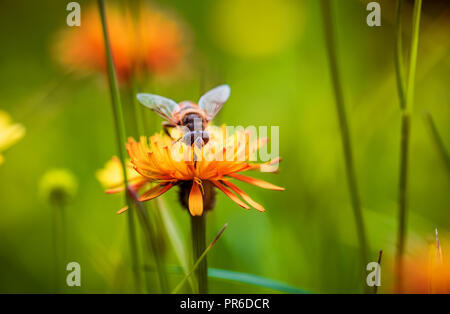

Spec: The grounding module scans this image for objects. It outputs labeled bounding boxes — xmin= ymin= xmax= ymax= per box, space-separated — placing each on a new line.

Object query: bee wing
xmin=137 ymin=93 xmax=179 ymax=123
xmin=198 ymin=84 xmax=230 ymax=122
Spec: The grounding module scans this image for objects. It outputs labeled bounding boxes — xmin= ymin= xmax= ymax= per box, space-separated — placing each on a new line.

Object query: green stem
xmin=406 ymin=0 xmax=422 ymax=114
xmin=125 ymin=198 xmax=141 ymax=292
xmin=396 ymin=112 xmax=410 ymax=292
xmin=394 ymin=0 xmax=422 ymax=293
xmin=52 ymin=203 xmax=66 ymax=292
xmin=374 ymin=250 xmax=383 ymax=294
xmin=157 ymin=197 xmax=197 ymax=292
xmin=208 ymin=268 xmax=307 ymax=294
xmin=124 ymin=58 xmax=169 ymax=293
xmin=173 ymin=224 xmax=227 ymax=294
xmin=191 ymin=214 xmax=208 ymax=293
xmin=130 ymin=79 xmax=146 ymax=136
xmin=320 ymin=0 xmax=369 ymax=287
xmin=129 ymin=190 xmax=169 ymax=293
xmin=395 ymin=0 xmax=407 ymax=111
xmin=97 ymin=0 xmax=141 ymax=292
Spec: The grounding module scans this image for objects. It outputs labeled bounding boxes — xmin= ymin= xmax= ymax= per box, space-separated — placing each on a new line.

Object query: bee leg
xmin=193 ymin=136 xmax=203 ymax=168
xmin=201 ymin=130 xmax=210 ymax=145
xmin=172 ymin=137 xmax=182 ymax=145
xmin=193 ymin=136 xmax=204 ymax=149
xmin=162 ymin=122 xmax=176 ymax=138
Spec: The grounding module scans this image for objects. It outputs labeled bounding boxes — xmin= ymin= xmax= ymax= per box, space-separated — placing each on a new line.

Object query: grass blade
xmin=395 ymin=0 xmax=406 ymax=111
xmin=320 ymin=0 xmax=369 ymax=288
xmin=157 ymin=197 xmax=197 ymax=292
xmin=128 ymin=190 xmax=169 ymax=293
xmin=208 ymin=268 xmax=308 ymax=294
xmin=373 ymin=250 xmax=383 ymax=294
xmin=423 ymin=112 xmax=450 ymax=174
xmin=172 ymin=223 xmax=228 ymax=294
xmin=395 ymin=0 xmax=422 ymax=292
xmin=97 ymin=0 xmax=141 ymax=292
xmin=405 ymin=0 xmax=422 ymax=113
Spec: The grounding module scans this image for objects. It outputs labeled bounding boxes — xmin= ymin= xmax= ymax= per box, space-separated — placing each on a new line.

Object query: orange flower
xmin=401 ymin=230 xmax=450 ymax=293
xmin=106 ymin=126 xmax=284 ymax=216
xmin=55 ymin=3 xmax=187 ymax=82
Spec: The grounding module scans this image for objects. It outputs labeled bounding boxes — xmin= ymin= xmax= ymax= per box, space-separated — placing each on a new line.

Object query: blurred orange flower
xmin=103 ymin=126 xmax=283 ymax=216
xmin=401 ymin=230 xmax=450 ymax=293
xmin=54 ymin=3 xmax=188 ymax=83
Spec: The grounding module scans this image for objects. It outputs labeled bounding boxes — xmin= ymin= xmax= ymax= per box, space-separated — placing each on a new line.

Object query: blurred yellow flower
xmin=105 ymin=126 xmax=283 ymax=216
xmin=0 ymin=110 xmax=25 ymax=165
xmin=55 ymin=3 xmax=188 ymax=83
xmin=39 ymin=169 xmax=78 ymax=207
xmin=96 ymin=156 xmax=147 ymax=194
xmin=211 ymin=0 xmax=302 ymax=57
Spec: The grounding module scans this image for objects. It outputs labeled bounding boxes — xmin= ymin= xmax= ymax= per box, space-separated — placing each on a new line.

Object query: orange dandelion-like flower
xmin=104 ymin=126 xmax=283 ymax=216
xmin=55 ymin=4 xmax=187 ymax=82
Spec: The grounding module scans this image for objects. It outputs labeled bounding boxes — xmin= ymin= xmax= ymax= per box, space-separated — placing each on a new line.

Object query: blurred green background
xmin=0 ymin=0 xmax=449 ymax=293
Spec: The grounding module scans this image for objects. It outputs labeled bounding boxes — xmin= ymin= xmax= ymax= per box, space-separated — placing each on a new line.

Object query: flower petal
xmin=249 ymin=157 xmax=281 ymax=172
xmin=228 ymin=173 xmax=284 ymax=191
xmin=211 ymin=180 xmax=250 ymax=210
xmin=106 ymin=186 xmax=126 ymax=194
xmin=117 ymin=206 xmax=129 ymax=214
xmin=222 ymin=181 xmax=266 ymax=212
xmin=188 ymin=181 xmax=203 ymax=216
xmin=138 ymin=183 xmax=173 ymax=202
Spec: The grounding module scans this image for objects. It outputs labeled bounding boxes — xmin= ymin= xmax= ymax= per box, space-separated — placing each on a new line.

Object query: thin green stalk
xmin=157 ymin=197 xmax=197 ymax=292
xmin=129 ymin=190 xmax=169 ymax=293
xmin=127 ymin=79 xmax=170 ymax=294
xmin=136 ymin=202 xmax=155 ymax=294
xmin=395 ymin=0 xmax=406 ymax=111
xmin=406 ymin=0 xmax=422 ymax=114
xmin=52 ymin=203 xmax=66 ymax=292
xmin=120 ymin=10 xmax=169 ymax=292
xmin=208 ymin=268 xmax=308 ymax=294
xmin=396 ymin=112 xmax=410 ymax=292
xmin=130 ymin=79 xmax=146 ymax=137
xmin=120 ymin=84 xmax=152 ymax=292
xmin=173 ymin=224 xmax=228 ymax=294
xmin=394 ymin=0 xmax=422 ymax=293
xmin=394 ymin=0 xmax=407 ymax=292
xmin=374 ymin=250 xmax=383 ymax=294
xmin=125 ymin=61 xmax=169 ymax=294
xmin=191 ymin=214 xmax=208 ymax=293
xmin=97 ymin=0 xmax=141 ymax=292
xmin=424 ymin=112 xmax=450 ymax=173
xmin=320 ymin=0 xmax=369 ymax=286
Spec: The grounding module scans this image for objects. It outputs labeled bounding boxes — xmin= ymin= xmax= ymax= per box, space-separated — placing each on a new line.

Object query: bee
xmin=137 ymin=84 xmax=230 ymax=148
